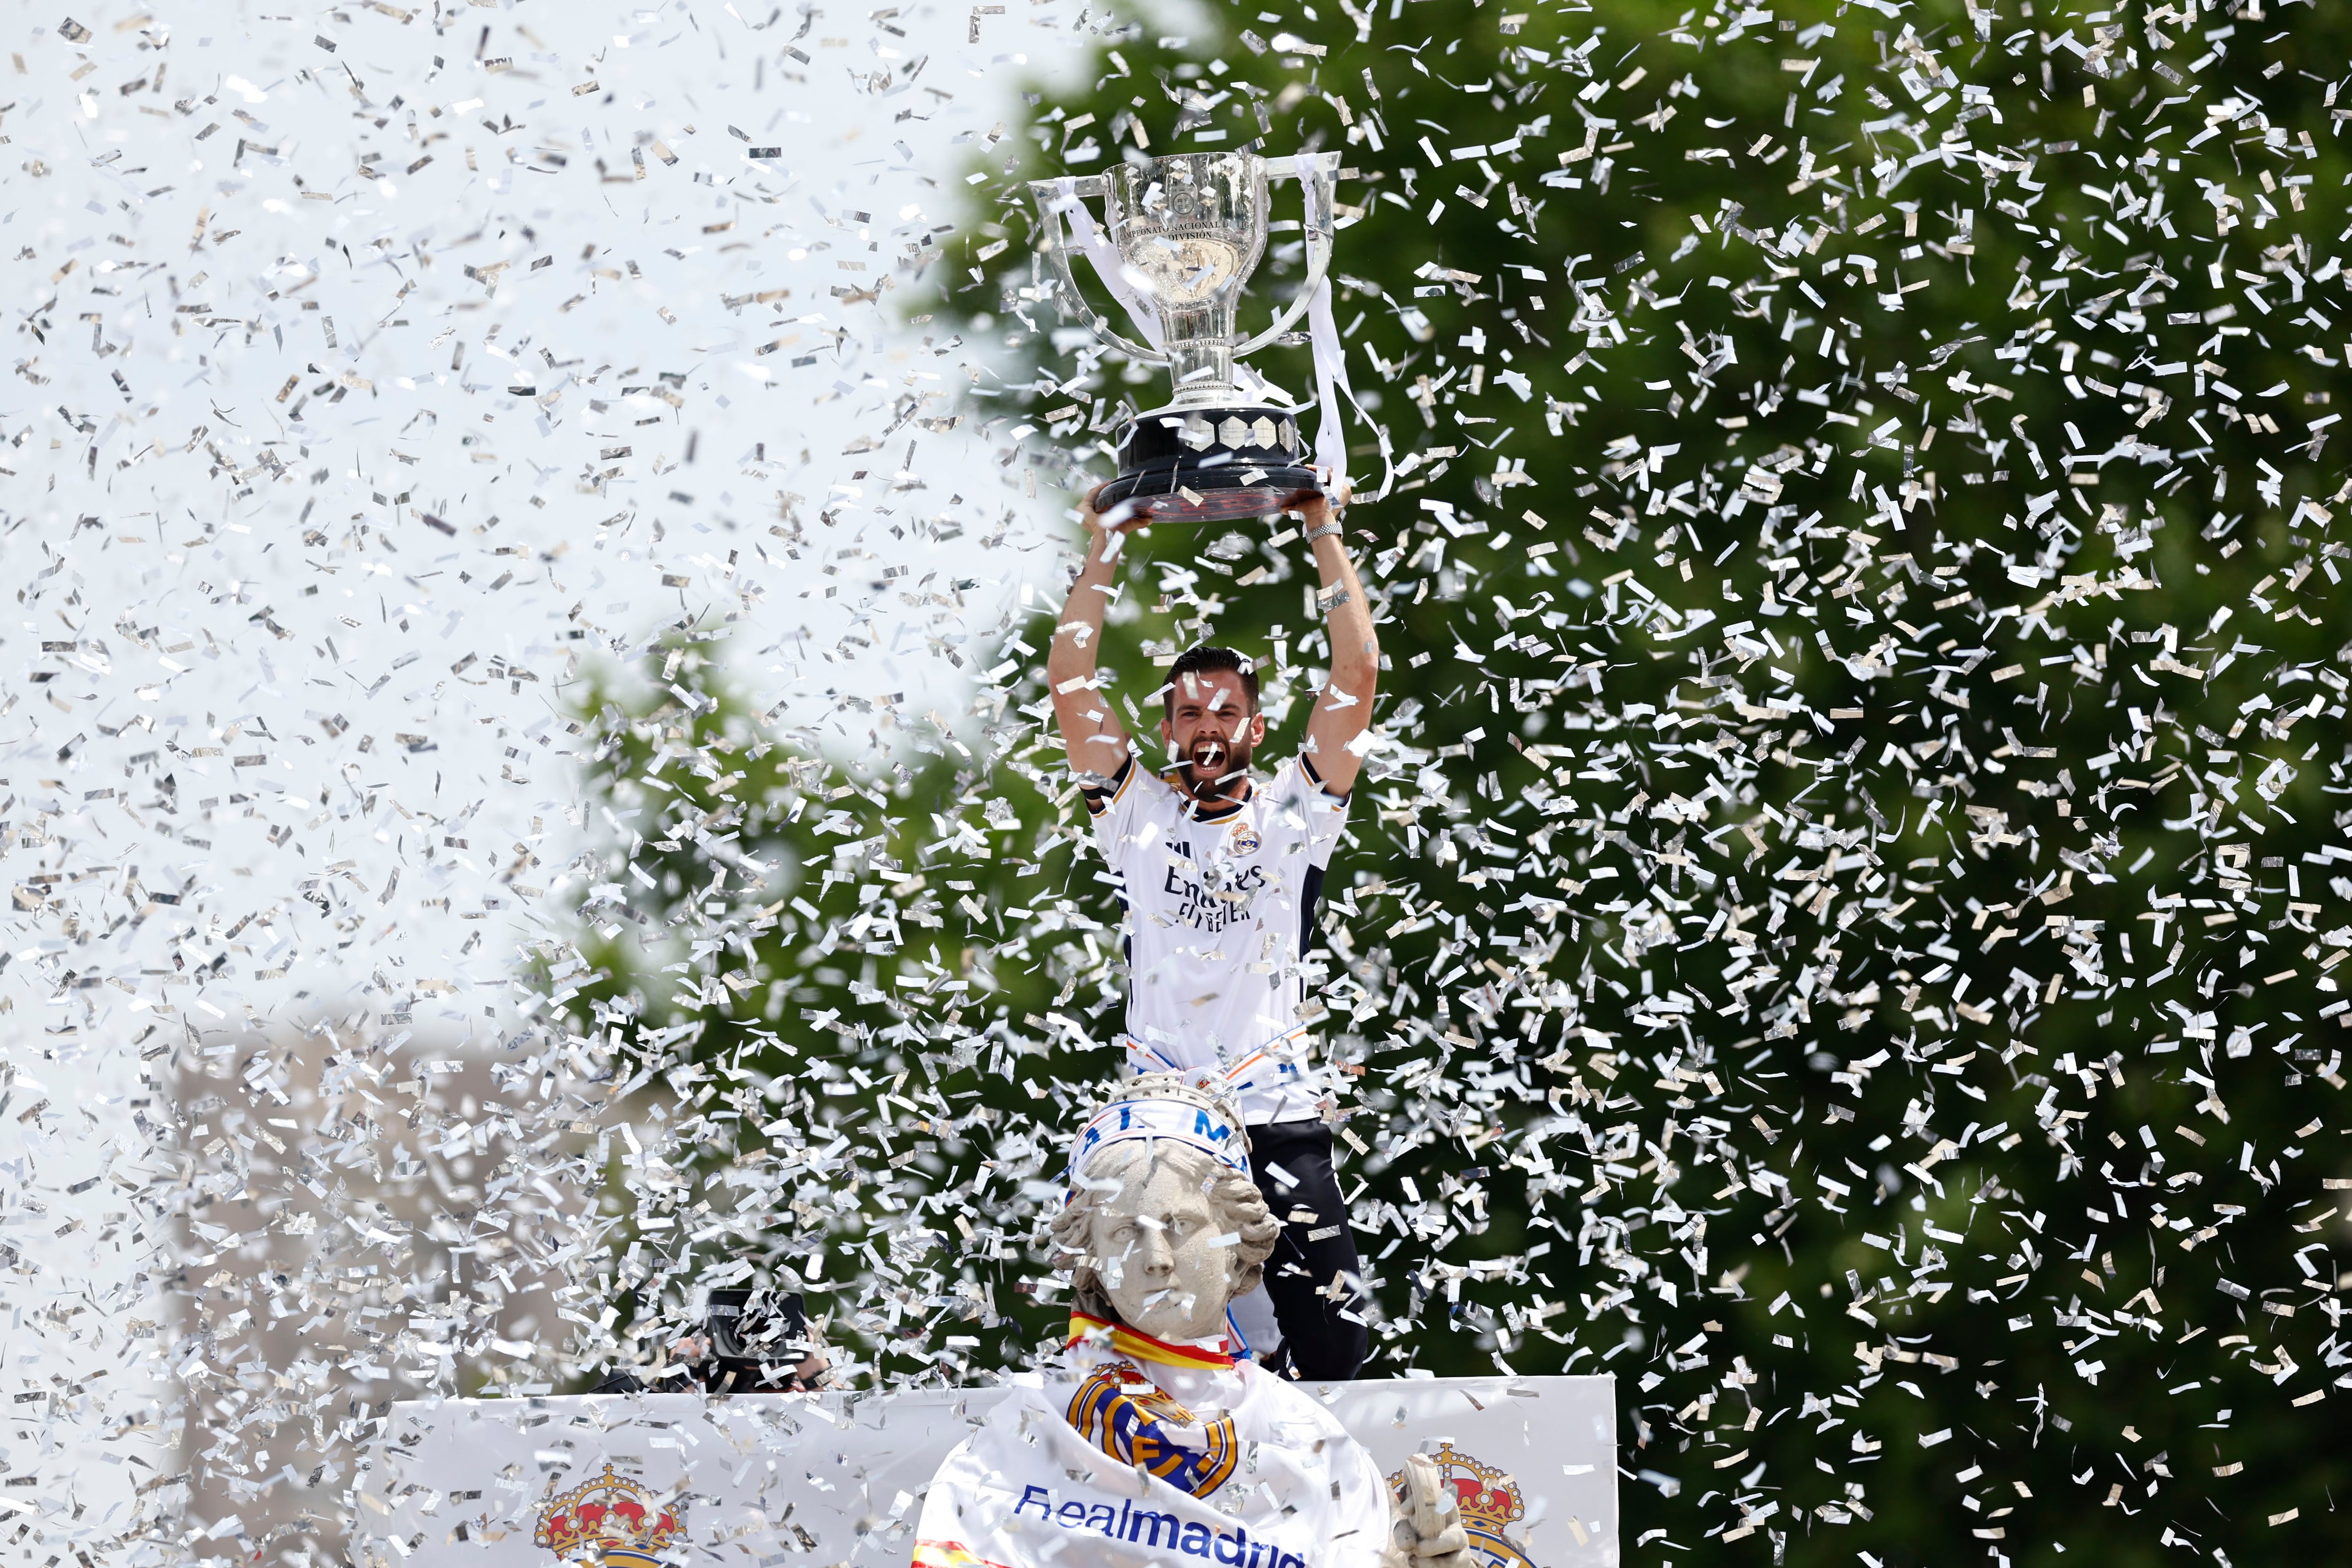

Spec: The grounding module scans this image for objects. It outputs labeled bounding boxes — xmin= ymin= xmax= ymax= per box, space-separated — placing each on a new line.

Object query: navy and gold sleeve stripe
xmin=1298 ymin=752 xmax=1348 ymax=802
xmin=1080 ymin=755 xmax=1136 ymax=817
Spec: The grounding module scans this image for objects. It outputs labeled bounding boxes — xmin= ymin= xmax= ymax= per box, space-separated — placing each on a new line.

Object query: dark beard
xmin=1182 ymin=737 xmax=1250 ymax=799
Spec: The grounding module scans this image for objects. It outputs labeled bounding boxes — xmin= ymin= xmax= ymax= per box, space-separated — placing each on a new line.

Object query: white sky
xmin=1 ymin=0 xmax=1107 ymax=1033
xmin=3 ymin=0 xmax=1098 ymax=1544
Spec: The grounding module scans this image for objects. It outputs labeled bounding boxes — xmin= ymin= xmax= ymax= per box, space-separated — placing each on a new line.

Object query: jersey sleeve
xmin=1278 ymin=756 xmax=1350 ymax=870
xmin=1296 ymin=743 xmax=1355 ymax=801
xmin=1079 ymin=753 xmax=1155 ymax=866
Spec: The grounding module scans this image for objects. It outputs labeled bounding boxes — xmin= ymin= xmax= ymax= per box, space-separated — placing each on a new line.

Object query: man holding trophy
xmin=1036 ymin=149 xmax=1381 ymax=1382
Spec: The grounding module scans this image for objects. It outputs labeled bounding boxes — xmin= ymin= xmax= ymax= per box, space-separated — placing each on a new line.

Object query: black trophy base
xmin=1097 ymin=402 xmax=1321 ymax=523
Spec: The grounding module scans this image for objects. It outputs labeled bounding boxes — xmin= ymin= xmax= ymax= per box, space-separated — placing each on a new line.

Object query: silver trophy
xmin=1030 ymin=151 xmax=1342 ymax=522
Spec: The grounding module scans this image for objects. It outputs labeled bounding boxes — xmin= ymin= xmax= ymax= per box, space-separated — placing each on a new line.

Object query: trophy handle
xmin=1234 ymin=152 xmax=1343 ymax=357
xmin=1027 ymin=176 xmax=1170 ymax=365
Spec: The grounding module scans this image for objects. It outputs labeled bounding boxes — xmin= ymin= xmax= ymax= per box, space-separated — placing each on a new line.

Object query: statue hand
xmin=1387 ymin=1455 xmax=1470 ymax=1568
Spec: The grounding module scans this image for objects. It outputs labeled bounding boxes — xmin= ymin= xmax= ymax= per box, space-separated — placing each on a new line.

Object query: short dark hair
xmin=1164 ymin=645 xmax=1259 ymax=718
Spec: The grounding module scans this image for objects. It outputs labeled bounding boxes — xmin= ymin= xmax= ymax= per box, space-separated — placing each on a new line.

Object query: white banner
xmin=356 ymin=1376 xmax=1616 ymax=1568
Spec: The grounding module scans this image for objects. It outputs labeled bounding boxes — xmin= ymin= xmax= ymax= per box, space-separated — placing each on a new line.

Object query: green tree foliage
xmin=888 ymin=0 xmax=2352 ymax=1558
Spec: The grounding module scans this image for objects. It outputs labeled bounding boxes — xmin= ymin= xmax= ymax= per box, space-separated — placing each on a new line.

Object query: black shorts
xmin=1248 ymin=1120 xmax=1368 ymax=1381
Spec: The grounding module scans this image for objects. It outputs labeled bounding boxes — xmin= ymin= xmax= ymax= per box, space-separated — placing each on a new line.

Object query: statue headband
xmin=1066 ymin=1093 xmax=1252 ymax=1188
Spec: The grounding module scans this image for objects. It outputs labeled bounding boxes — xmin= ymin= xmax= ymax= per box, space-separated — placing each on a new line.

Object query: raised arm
xmin=1048 ymin=491 xmax=1134 ymax=781
xmin=1298 ymin=493 xmax=1378 ymax=796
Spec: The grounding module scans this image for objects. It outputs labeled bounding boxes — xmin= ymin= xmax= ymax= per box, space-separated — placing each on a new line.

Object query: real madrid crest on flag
xmin=533 ymin=1463 xmax=685 ymax=1568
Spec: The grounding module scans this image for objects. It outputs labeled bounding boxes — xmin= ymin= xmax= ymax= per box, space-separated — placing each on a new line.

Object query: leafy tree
xmin=898 ymin=0 xmax=2352 ymax=1559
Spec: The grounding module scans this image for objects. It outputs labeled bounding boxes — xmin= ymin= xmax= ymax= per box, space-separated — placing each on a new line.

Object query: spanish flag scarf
xmin=1065 ymin=1312 xmax=1236 ymax=1372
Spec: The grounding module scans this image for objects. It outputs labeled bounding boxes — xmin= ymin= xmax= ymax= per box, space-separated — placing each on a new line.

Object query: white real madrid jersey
xmin=913 ymin=1349 xmax=1391 ymax=1568
xmin=1082 ymin=754 xmax=1348 ymax=1125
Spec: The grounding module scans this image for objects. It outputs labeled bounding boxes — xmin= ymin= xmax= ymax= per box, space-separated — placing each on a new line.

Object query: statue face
xmin=1087 ymin=1154 xmax=1236 ymax=1344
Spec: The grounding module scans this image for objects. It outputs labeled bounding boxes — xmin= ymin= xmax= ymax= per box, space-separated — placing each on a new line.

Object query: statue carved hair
xmin=1052 ymin=1076 xmax=1282 ymax=1327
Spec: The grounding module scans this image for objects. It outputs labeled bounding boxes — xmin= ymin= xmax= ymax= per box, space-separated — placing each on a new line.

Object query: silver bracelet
xmin=1303 ymin=521 xmax=1343 ymax=542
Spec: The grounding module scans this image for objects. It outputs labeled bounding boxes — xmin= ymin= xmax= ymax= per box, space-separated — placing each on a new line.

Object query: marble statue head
xmin=1052 ymin=1075 xmax=1281 ymax=1343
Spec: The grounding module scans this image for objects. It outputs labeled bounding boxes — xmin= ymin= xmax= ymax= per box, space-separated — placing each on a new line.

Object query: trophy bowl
xmin=1031 ymin=151 xmax=1341 ymax=522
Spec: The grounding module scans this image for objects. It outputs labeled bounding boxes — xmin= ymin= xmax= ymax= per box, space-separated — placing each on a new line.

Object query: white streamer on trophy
xmin=1049 ymin=176 xmax=1166 ymax=352
xmin=1293 ymin=152 xmax=1393 ymax=503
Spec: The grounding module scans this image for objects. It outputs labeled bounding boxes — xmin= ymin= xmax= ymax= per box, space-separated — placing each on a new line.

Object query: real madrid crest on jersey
xmin=1065 ymin=1361 xmax=1240 ymax=1498
xmin=1385 ymin=1444 xmax=1531 ymax=1568
xmin=1226 ymin=819 xmax=1263 ymax=858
